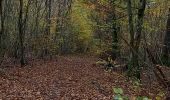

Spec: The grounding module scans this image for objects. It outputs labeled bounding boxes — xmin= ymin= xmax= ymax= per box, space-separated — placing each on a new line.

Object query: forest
xmin=0 ymin=0 xmax=170 ymax=99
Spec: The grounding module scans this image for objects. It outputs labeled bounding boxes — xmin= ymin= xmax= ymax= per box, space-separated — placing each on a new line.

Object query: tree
xmin=42 ymin=0 xmax=52 ymax=56
xmin=163 ymin=8 xmax=170 ymax=65
xmin=0 ymin=0 xmax=4 ymax=46
xmin=127 ymin=0 xmax=146 ymax=79
xmin=18 ymin=0 xmax=25 ymax=66
xmin=0 ymin=0 xmax=4 ymax=65
xmin=0 ymin=0 xmax=4 ymax=42
xmin=109 ymin=0 xmax=119 ymax=59
xmin=45 ymin=0 xmax=52 ymax=36
xmin=55 ymin=0 xmax=73 ymax=54
xmin=18 ymin=0 xmax=31 ymax=66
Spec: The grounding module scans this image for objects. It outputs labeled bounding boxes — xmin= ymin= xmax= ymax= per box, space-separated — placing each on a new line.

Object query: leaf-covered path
xmin=0 ymin=56 xmax=163 ymax=99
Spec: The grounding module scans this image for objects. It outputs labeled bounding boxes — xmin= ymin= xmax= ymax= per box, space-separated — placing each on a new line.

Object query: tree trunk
xmin=134 ymin=0 xmax=146 ymax=79
xmin=42 ymin=0 xmax=52 ymax=57
xmin=19 ymin=0 xmax=24 ymax=66
xmin=127 ymin=0 xmax=146 ymax=79
xmin=46 ymin=0 xmax=51 ymax=36
xmin=35 ymin=0 xmax=39 ymax=36
xmin=127 ymin=0 xmax=135 ymax=77
xmin=163 ymin=8 xmax=170 ymax=64
xmin=0 ymin=0 xmax=4 ymax=65
xmin=0 ymin=0 xmax=4 ymax=50
xmin=110 ymin=0 xmax=118 ymax=59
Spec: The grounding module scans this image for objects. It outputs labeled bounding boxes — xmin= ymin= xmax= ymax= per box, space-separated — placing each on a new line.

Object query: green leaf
xmin=114 ymin=94 xmax=123 ymax=100
xmin=113 ymin=87 xmax=124 ymax=94
xmin=136 ymin=97 xmax=143 ymax=100
xmin=123 ymin=96 xmax=129 ymax=100
xmin=156 ymin=96 xmax=161 ymax=100
xmin=143 ymin=97 xmax=149 ymax=100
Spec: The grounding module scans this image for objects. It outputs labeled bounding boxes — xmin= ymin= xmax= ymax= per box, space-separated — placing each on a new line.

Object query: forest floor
xmin=0 ymin=55 xmax=169 ymax=100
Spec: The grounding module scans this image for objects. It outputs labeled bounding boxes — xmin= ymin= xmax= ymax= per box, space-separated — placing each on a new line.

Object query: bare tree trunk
xmin=163 ymin=8 xmax=170 ymax=64
xmin=0 ymin=0 xmax=4 ymax=65
xmin=35 ymin=0 xmax=39 ymax=36
xmin=109 ymin=0 xmax=118 ymax=60
xmin=18 ymin=0 xmax=24 ymax=66
xmin=127 ymin=0 xmax=146 ymax=79
xmin=127 ymin=0 xmax=135 ymax=51
xmin=134 ymin=0 xmax=146 ymax=79
xmin=0 ymin=0 xmax=4 ymax=49
xmin=127 ymin=0 xmax=135 ymax=77
xmin=42 ymin=0 xmax=52 ymax=57
xmin=46 ymin=0 xmax=51 ymax=36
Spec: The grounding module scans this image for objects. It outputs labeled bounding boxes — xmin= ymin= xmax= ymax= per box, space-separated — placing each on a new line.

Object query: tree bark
xmin=19 ymin=0 xmax=24 ymax=66
xmin=127 ymin=0 xmax=136 ymax=77
xmin=127 ymin=0 xmax=146 ymax=79
xmin=110 ymin=0 xmax=118 ymax=59
xmin=45 ymin=0 xmax=52 ymax=36
xmin=0 ymin=0 xmax=4 ymax=65
xmin=134 ymin=0 xmax=146 ymax=79
xmin=0 ymin=0 xmax=4 ymax=47
xmin=163 ymin=8 xmax=170 ymax=62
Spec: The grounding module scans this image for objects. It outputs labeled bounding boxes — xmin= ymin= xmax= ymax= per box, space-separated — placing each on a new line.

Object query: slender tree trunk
xmin=19 ymin=0 xmax=24 ymax=66
xmin=35 ymin=0 xmax=39 ymax=36
xmin=127 ymin=0 xmax=135 ymax=50
xmin=127 ymin=0 xmax=146 ymax=79
xmin=46 ymin=0 xmax=51 ymax=36
xmin=23 ymin=0 xmax=31 ymax=33
xmin=127 ymin=0 xmax=135 ymax=77
xmin=134 ymin=0 xmax=146 ymax=79
xmin=0 ymin=0 xmax=4 ymax=65
xmin=110 ymin=0 xmax=118 ymax=59
xmin=43 ymin=0 xmax=52 ymax=56
xmin=163 ymin=8 xmax=170 ymax=64
xmin=0 ymin=0 xmax=4 ymax=47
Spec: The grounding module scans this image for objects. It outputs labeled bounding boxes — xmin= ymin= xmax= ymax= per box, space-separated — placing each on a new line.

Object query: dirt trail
xmin=0 ymin=56 xmax=163 ymax=99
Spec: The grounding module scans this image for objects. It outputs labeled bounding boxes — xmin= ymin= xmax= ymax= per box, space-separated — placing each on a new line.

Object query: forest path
xmin=0 ymin=56 xmax=160 ymax=99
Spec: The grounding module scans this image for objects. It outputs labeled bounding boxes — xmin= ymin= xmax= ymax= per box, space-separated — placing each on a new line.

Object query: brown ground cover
xmin=0 ymin=55 xmax=168 ymax=99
